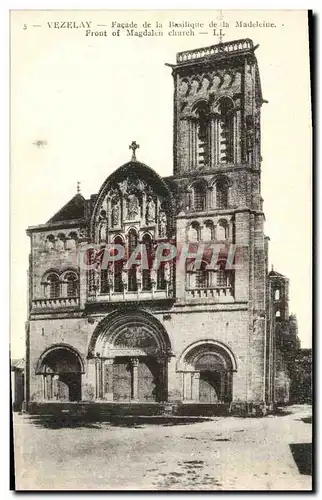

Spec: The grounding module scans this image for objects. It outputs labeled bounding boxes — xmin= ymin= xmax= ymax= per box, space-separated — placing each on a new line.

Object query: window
xmin=203 ymin=221 xmax=214 ymax=241
xmin=114 ymin=236 xmax=124 ymax=292
xmin=47 ymin=273 xmax=60 ymax=298
xmin=188 ymin=222 xmax=200 ymax=242
xmin=216 ymin=220 xmax=228 ymax=241
xmin=196 ymin=103 xmax=210 ymax=168
xmin=275 ymin=289 xmax=280 ymax=300
xmin=186 ymin=260 xmax=209 ymax=289
xmin=193 ymin=182 xmax=206 ymax=212
xmin=128 ymin=229 xmax=138 ymax=292
xmin=65 ymin=272 xmax=78 ymax=297
xmin=157 ymin=265 xmax=166 ymax=290
xmin=195 ymin=268 xmax=209 ymax=289
xmin=216 ymin=179 xmax=228 ymax=209
xmin=216 ymin=268 xmax=228 ymax=287
xmin=100 ymin=269 xmax=109 ymax=294
xmin=66 ymin=232 xmax=78 ymax=251
xmin=142 ymin=234 xmax=153 ymax=291
xmin=217 ymin=97 xmax=234 ymax=164
xmin=214 ymin=263 xmax=233 ymax=289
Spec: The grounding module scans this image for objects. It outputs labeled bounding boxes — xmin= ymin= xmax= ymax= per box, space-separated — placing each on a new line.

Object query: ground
xmin=13 ymin=404 xmax=312 ymax=491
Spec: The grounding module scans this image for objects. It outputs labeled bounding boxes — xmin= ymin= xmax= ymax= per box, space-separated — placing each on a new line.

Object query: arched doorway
xmin=36 ymin=345 xmax=85 ymax=402
xmin=89 ymin=310 xmax=172 ymax=402
xmin=177 ymin=340 xmax=237 ymax=403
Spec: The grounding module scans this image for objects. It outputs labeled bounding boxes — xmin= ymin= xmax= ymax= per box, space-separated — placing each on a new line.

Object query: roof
xmin=47 ymin=193 xmax=86 ymax=224
xmin=268 ymin=269 xmax=289 ymax=281
xmin=11 ymin=359 xmax=24 ymax=371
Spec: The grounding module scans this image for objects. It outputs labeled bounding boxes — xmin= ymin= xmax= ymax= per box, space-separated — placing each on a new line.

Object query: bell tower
xmin=168 ymin=40 xmax=269 ymax=408
xmin=170 ymin=39 xmax=263 ymax=176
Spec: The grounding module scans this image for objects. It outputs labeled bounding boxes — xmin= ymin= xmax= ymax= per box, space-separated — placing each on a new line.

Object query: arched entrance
xmin=177 ymin=340 xmax=237 ymax=403
xmin=89 ymin=310 xmax=172 ymax=402
xmin=36 ymin=345 xmax=85 ymax=402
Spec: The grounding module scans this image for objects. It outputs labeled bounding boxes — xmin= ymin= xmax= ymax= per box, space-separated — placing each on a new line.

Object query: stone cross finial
xmin=129 ymin=141 xmax=140 ymax=161
xmin=77 ymin=181 xmax=81 ymax=194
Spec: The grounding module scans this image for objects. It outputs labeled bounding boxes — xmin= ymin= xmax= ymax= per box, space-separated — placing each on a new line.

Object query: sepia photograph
xmin=10 ymin=9 xmax=312 ymax=491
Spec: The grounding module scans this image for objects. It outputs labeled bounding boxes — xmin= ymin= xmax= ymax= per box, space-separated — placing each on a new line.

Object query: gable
xmin=47 ymin=194 xmax=86 ymax=223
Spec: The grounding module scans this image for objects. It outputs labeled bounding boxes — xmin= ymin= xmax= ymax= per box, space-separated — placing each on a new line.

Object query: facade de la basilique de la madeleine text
xmin=23 ymin=39 xmax=300 ymax=416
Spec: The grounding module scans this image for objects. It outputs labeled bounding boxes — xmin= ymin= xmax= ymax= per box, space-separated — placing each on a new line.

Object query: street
xmin=13 ymin=404 xmax=312 ymax=491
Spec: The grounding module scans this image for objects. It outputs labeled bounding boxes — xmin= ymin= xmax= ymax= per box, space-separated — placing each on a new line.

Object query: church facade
xmin=25 ymin=39 xmax=296 ymax=414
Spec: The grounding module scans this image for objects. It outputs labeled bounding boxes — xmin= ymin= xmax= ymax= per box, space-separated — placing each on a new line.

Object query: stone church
xmin=25 ymin=39 xmax=298 ymax=414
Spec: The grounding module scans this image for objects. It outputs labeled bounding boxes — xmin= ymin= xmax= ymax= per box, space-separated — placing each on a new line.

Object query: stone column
xmin=236 ymin=109 xmax=241 ymax=163
xmin=104 ymin=359 xmax=114 ymax=401
xmin=131 ymin=358 xmax=139 ymax=402
xmin=233 ymin=112 xmax=237 ymax=164
xmin=188 ymin=120 xmax=192 ymax=168
xmin=95 ymin=358 xmax=102 ymax=400
xmin=214 ymin=118 xmax=219 ymax=165
xmin=158 ymin=355 xmax=169 ymax=402
xmin=83 ymin=358 xmax=96 ymax=401
xmin=47 ymin=375 xmax=53 ymax=400
xmin=220 ymin=372 xmax=226 ymax=403
xmin=207 ymin=187 xmax=213 ymax=211
xmin=52 ymin=375 xmax=59 ymax=401
xmin=227 ymin=371 xmax=233 ymax=402
xmin=191 ymin=372 xmax=200 ymax=402
xmin=183 ymin=372 xmax=192 ymax=401
xmin=42 ymin=375 xmax=47 ymax=400
xmin=191 ymin=120 xmax=198 ymax=167
xmin=210 ymin=117 xmax=215 ymax=168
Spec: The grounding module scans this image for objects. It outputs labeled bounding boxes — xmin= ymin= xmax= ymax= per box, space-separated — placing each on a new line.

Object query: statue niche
xmin=98 ymin=209 xmax=108 ymax=243
xmin=111 ymin=197 xmax=121 ymax=227
xmin=146 ymin=196 xmax=156 ymax=225
xmin=127 ymin=194 xmax=140 ymax=220
xmin=158 ymin=211 xmax=167 ymax=238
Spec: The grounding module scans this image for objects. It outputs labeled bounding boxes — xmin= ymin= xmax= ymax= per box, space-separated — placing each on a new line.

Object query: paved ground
xmin=13 ymin=404 xmax=312 ymax=491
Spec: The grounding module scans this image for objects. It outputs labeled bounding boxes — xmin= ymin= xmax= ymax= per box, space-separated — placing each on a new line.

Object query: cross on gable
xmin=129 ymin=141 xmax=140 ymax=161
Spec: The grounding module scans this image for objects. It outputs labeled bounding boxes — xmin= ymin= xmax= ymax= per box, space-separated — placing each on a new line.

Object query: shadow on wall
xmin=289 ymin=443 xmax=312 ymax=476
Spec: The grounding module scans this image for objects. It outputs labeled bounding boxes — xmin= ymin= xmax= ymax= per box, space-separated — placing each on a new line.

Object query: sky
xmin=10 ymin=10 xmax=312 ymax=357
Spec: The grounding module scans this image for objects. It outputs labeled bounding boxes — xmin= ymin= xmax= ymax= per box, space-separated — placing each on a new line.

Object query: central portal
xmin=89 ymin=310 xmax=171 ymax=403
xmin=112 ymin=356 xmax=161 ymax=402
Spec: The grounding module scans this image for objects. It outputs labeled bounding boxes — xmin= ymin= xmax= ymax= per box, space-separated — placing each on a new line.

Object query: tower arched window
xmin=196 ymin=102 xmax=210 ymax=168
xmin=114 ymin=236 xmax=125 ymax=292
xmin=214 ymin=261 xmax=234 ymax=291
xmin=203 ymin=220 xmax=214 ymax=241
xmin=142 ymin=234 xmax=153 ymax=291
xmin=157 ymin=265 xmax=166 ymax=290
xmin=216 ymin=97 xmax=234 ymax=164
xmin=216 ymin=219 xmax=229 ymax=241
xmin=216 ymin=178 xmax=229 ymax=209
xmin=46 ymin=273 xmax=60 ymax=299
xmin=64 ymin=272 xmax=78 ymax=297
xmin=186 ymin=260 xmax=210 ymax=289
xmin=128 ymin=229 xmax=138 ymax=292
xmin=188 ymin=222 xmax=200 ymax=243
xmin=193 ymin=182 xmax=207 ymax=212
